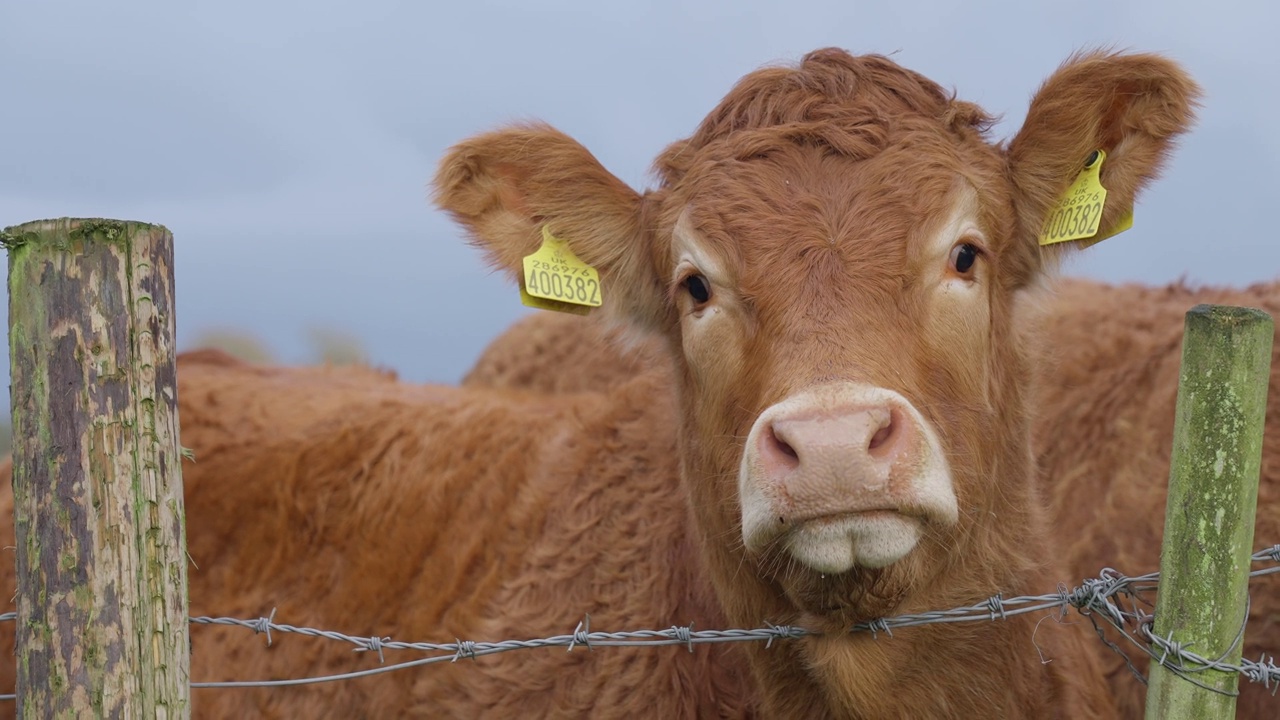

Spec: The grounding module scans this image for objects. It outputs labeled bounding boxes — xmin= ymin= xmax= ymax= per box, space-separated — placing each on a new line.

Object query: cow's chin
xmin=766 ymin=514 xmax=926 ymax=625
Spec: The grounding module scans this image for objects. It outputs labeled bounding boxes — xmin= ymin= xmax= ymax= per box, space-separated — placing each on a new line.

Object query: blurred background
xmin=2 ymin=0 xmax=1277 ymax=454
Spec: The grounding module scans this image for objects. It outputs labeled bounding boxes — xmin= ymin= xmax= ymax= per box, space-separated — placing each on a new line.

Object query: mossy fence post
xmin=1144 ymin=304 xmax=1273 ymax=720
xmin=3 ymin=219 xmax=190 ymax=718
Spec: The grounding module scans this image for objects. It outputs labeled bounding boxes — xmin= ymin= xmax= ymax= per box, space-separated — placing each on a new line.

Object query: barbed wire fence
xmin=1 ymin=545 xmax=1275 ymax=702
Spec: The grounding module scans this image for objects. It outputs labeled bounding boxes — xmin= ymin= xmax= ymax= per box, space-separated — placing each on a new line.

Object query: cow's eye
xmin=949 ymin=243 xmax=980 ymax=277
xmin=684 ymin=274 xmax=712 ymax=304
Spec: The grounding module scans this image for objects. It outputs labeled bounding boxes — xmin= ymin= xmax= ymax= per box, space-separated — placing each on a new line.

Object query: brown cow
xmin=0 ymin=48 xmax=1242 ymax=717
xmin=463 ymin=278 xmax=1280 ymax=716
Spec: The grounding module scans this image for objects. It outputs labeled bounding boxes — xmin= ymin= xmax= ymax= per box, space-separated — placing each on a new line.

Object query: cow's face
xmin=435 ymin=49 xmax=1199 ymax=624
xmin=652 ymin=128 xmax=1020 ymax=618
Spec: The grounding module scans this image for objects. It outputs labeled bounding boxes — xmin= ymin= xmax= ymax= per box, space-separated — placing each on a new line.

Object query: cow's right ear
xmin=432 ymin=122 xmax=668 ymax=333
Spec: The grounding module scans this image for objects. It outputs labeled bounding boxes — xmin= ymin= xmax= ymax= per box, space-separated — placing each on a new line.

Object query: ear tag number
xmin=1038 ymin=149 xmax=1132 ymax=247
xmin=519 ymin=225 xmax=603 ymax=315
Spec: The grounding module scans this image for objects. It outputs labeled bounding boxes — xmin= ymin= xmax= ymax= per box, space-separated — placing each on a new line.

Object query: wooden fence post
xmin=3 ymin=219 xmax=190 ymax=718
xmin=1144 ymin=304 xmax=1273 ymax=719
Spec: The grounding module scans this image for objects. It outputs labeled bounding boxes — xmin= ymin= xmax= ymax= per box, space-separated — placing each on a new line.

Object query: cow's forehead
xmin=668 ymin=133 xmax=1006 ymax=279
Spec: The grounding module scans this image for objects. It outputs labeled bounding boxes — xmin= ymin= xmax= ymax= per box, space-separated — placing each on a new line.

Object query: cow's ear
xmin=432 ymin=122 xmax=667 ymax=332
xmin=1006 ymin=51 xmax=1202 ymax=271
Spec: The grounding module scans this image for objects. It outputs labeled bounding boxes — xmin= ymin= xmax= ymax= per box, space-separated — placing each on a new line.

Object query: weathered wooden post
xmin=3 ymin=219 xmax=189 ymax=718
xmin=1145 ymin=304 xmax=1273 ymax=719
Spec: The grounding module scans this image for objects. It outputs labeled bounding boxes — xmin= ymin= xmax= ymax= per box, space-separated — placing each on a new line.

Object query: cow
xmin=1 ymin=47 xmax=1262 ymax=717
xmin=432 ymin=45 xmax=1206 ymax=717
xmin=462 ymin=278 xmax=1280 ymax=716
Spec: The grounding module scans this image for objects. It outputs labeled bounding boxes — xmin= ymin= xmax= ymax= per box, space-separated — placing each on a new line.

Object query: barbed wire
xmin=179 ymin=546 xmax=1280 ymax=694
xmin=0 ymin=546 xmax=1276 ymax=701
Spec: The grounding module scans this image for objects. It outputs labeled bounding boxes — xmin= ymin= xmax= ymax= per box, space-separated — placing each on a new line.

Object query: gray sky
xmin=3 ymin=0 xmax=1277 ymax=403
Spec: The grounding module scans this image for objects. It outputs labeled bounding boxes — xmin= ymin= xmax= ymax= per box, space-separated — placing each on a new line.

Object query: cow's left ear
xmin=1006 ymin=50 xmax=1202 ymax=269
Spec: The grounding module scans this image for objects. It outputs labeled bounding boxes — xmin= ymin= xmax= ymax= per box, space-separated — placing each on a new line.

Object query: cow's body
xmin=1031 ymin=279 xmax=1280 ymax=718
xmin=1 ymin=351 xmax=755 ymax=718
xmin=0 ymin=48 xmax=1262 ymax=718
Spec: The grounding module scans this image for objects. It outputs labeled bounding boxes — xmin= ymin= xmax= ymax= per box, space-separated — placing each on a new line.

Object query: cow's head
xmin=434 ymin=49 xmax=1199 ymax=626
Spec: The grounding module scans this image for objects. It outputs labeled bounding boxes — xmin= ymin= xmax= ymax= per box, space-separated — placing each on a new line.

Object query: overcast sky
xmin=2 ymin=0 xmax=1277 ymax=407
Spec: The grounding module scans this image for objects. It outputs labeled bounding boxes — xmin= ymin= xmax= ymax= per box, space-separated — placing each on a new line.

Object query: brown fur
xmin=462 ymin=312 xmax=670 ymax=393
xmin=0 ymin=49 xmax=1227 ymax=717
xmin=465 ymin=311 xmax=665 ymax=393
xmin=465 ymin=278 xmax=1280 ymax=717
xmin=0 ymin=351 xmax=752 ymax=718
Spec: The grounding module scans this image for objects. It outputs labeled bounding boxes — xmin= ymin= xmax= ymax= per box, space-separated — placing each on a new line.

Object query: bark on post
xmin=3 ymin=218 xmax=190 ymax=718
xmin=1144 ymin=304 xmax=1272 ymax=720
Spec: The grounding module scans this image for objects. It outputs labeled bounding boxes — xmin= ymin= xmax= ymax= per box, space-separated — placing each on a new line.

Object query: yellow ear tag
xmin=1038 ymin=149 xmax=1132 ymax=247
xmin=519 ymin=226 xmax=603 ymax=315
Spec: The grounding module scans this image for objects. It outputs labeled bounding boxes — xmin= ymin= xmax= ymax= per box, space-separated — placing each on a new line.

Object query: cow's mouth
xmin=784 ymin=510 xmax=923 ymax=574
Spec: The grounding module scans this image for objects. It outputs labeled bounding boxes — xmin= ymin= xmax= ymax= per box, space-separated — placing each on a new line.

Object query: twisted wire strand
xmin=0 ymin=546 xmax=1274 ymax=697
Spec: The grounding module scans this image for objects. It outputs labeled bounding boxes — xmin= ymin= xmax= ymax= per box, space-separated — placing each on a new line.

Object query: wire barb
xmin=671 ymin=623 xmax=695 ymax=653
xmin=987 ymin=593 xmax=1007 ymax=622
xmin=1241 ymin=653 xmax=1280 ymax=695
xmin=865 ymin=618 xmax=893 ymax=639
xmin=357 ymin=635 xmax=391 ymax=664
xmin=452 ymin=640 xmax=478 ymax=663
xmin=567 ymin=614 xmax=593 ymax=653
xmin=251 ymin=608 xmax=277 ymax=646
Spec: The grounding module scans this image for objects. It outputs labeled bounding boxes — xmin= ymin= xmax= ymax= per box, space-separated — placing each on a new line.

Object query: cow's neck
xmin=797 ymin=439 xmax=1104 ymax=718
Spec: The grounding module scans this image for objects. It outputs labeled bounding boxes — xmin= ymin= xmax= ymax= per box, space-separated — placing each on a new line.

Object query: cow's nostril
xmin=763 ymin=423 xmax=801 ymax=470
xmin=773 ymin=430 xmax=798 ymax=459
xmin=865 ymin=407 xmax=896 ymax=450
xmin=868 ymin=424 xmax=892 ymax=452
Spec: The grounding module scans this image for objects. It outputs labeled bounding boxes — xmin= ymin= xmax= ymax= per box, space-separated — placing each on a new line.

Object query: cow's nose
xmin=756 ymin=404 xmax=910 ymax=495
xmin=739 ymin=384 xmax=958 ymax=572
